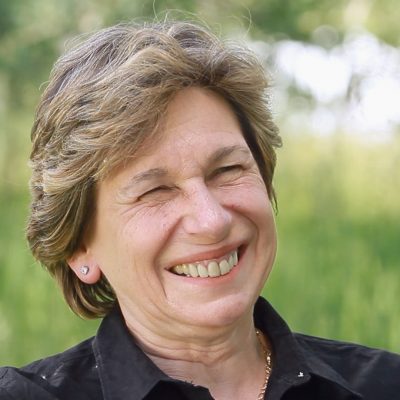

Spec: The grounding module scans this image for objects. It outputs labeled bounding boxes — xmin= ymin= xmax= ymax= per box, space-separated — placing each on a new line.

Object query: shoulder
xmin=295 ymin=332 xmax=400 ymax=369
xmin=0 ymin=337 xmax=99 ymax=400
xmin=294 ymin=332 xmax=400 ymax=398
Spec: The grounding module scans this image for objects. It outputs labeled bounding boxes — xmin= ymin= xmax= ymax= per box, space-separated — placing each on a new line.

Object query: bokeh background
xmin=0 ymin=0 xmax=399 ymax=366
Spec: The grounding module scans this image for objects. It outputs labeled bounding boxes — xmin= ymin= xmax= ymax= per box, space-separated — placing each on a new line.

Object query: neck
xmin=121 ymin=306 xmax=271 ymax=400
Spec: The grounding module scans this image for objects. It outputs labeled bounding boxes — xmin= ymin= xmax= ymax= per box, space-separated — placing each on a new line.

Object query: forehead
xmin=124 ymin=88 xmax=247 ymax=162
xmin=147 ymin=87 xmax=246 ymax=155
xmin=103 ymin=88 xmax=252 ymax=186
xmin=164 ymin=87 xmax=239 ymax=132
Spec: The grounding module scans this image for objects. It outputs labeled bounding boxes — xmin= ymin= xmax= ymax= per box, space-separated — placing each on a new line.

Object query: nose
xmin=182 ymin=181 xmax=232 ymax=243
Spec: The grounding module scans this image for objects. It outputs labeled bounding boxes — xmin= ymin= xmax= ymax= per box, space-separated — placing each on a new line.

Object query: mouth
xmin=169 ymin=248 xmax=239 ymax=278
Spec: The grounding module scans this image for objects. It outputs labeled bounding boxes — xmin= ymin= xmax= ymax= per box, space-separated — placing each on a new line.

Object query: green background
xmin=1 ymin=0 xmax=399 ymax=366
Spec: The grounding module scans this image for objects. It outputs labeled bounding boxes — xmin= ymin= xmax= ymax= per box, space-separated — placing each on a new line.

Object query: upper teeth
xmin=171 ymin=250 xmax=238 ymax=278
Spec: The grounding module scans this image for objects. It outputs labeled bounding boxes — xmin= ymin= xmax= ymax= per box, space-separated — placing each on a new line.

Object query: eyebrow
xmin=209 ymin=145 xmax=252 ymax=164
xmin=119 ymin=145 xmax=252 ymax=195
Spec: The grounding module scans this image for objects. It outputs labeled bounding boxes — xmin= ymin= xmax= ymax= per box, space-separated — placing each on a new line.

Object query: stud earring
xmin=80 ymin=266 xmax=90 ymax=275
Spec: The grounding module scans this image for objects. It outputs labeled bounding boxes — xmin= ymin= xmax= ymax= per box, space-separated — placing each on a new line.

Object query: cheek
xmin=116 ymin=206 xmax=177 ymax=262
xmin=221 ymin=182 xmax=272 ymax=218
xmin=224 ymin=184 xmax=276 ymax=246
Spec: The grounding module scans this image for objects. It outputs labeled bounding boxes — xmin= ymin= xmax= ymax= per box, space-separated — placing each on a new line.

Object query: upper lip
xmin=165 ymin=242 xmax=244 ymax=270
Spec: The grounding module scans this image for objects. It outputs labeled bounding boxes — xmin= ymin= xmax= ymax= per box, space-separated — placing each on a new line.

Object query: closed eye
xmin=139 ymin=185 xmax=171 ymax=200
xmin=207 ymin=164 xmax=246 ymax=184
xmin=213 ymin=164 xmax=243 ymax=176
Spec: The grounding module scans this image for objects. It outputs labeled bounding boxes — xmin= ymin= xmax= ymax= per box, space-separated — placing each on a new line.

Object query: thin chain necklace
xmin=255 ymin=329 xmax=272 ymax=400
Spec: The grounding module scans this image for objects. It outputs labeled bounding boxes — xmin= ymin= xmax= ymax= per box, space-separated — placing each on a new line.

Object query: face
xmin=75 ymin=87 xmax=277 ymax=337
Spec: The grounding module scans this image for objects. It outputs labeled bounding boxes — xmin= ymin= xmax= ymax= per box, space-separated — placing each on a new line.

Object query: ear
xmin=67 ymin=246 xmax=101 ymax=285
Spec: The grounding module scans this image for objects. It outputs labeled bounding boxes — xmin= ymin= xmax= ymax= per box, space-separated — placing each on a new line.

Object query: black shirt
xmin=1 ymin=297 xmax=399 ymax=399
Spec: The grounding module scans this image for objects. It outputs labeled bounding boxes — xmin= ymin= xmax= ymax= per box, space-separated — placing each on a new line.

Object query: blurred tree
xmin=0 ymin=1 xmax=20 ymax=39
xmin=1 ymin=0 xmax=399 ymax=110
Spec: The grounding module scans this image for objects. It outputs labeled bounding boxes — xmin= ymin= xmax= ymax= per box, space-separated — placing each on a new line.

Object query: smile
xmin=170 ymin=249 xmax=239 ymax=278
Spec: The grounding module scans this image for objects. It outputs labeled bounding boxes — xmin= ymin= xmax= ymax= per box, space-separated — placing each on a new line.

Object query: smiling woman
xmin=76 ymin=88 xmax=277 ymax=336
xmin=0 ymin=18 xmax=399 ymax=400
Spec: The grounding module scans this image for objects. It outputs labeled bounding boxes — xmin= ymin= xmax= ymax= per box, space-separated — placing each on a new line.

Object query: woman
xmin=0 ymin=19 xmax=399 ymax=400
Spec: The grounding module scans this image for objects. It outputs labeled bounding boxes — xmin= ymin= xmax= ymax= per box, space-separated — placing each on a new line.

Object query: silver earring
xmin=80 ymin=266 xmax=89 ymax=275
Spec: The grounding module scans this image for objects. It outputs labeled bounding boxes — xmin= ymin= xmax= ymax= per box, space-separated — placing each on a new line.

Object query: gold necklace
xmin=255 ymin=329 xmax=272 ymax=400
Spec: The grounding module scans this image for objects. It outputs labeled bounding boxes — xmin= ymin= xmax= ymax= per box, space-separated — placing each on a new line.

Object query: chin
xmin=172 ymin=292 xmax=257 ymax=330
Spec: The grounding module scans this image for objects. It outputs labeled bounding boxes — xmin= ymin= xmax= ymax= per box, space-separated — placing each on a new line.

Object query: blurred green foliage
xmin=0 ymin=0 xmax=399 ymax=366
xmin=268 ymin=135 xmax=400 ymax=350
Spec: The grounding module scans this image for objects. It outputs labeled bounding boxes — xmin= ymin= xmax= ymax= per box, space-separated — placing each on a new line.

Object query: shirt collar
xmin=93 ymin=298 xmax=363 ymax=400
xmin=93 ymin=306 xmax=173 ymax=400
xmin=254 ymin=296 xmax=363 ymax=399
